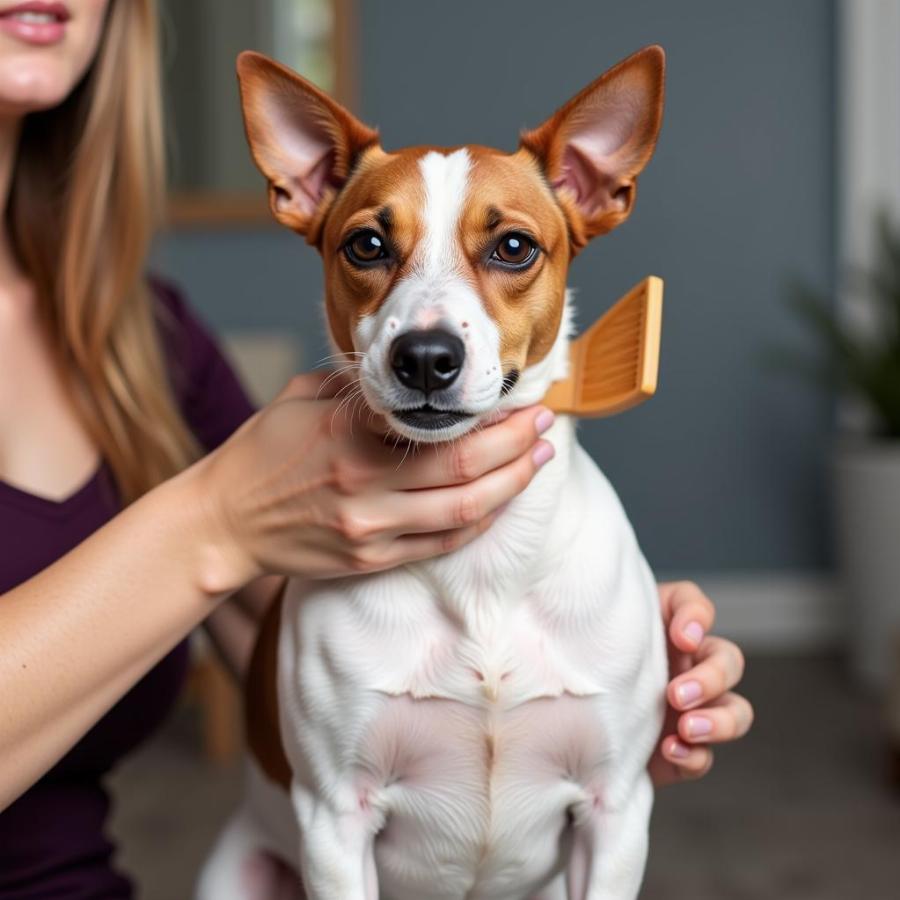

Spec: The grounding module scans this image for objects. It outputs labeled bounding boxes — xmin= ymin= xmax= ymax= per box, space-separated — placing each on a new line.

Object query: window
xmin=161 ymin=0 xmax=354 ymax=225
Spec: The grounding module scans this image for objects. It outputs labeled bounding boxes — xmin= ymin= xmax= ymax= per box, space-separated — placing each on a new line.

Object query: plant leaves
xmin=778 ymin=246 xmax=900 ymax=438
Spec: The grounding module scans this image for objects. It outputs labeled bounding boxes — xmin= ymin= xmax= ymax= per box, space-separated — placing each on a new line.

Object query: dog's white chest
xmin=337 ymin=591 xmax=612 ymax=707
xmin=280 ymin=582 xmax=627 ymax=899
xmin=270 ymin=434 xmax=667 ymax=899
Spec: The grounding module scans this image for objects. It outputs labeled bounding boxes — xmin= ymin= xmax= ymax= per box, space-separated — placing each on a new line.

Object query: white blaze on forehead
xmin=416 ymin=149 xmax=472 ymax=278
xmin=351 ymin=146 xmax=512 ymax=436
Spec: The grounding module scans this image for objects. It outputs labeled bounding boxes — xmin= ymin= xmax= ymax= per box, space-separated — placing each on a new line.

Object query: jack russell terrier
xmin=199 ymin=44 xmax=667 ymax=900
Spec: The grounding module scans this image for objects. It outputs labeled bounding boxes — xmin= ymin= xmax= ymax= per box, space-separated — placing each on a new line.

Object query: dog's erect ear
xmin=520 ymin=45 xmax=665 ymax=251
xmin=236 ymin=51 xmax=379 ymax=239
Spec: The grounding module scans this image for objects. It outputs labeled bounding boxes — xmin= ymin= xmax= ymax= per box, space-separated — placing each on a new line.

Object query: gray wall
xmin=155 ymin=0 xmax=835 ymax=574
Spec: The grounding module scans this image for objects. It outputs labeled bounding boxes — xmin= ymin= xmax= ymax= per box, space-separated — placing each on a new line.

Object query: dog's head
xmin=237 ymin=47 xmax=664 ymax=442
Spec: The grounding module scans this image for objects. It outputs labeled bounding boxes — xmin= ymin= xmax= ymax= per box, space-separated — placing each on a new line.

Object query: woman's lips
xmin=0 ymin=2 xmax=70 ymax=46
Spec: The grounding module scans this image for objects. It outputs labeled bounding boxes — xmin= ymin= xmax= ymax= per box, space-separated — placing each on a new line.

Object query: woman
xmin=0 ymin=1 xmax=752 ymax=896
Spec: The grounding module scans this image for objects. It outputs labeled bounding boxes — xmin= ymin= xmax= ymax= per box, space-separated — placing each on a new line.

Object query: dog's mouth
xmin=391 ymin=405 xmax=475 ymax=431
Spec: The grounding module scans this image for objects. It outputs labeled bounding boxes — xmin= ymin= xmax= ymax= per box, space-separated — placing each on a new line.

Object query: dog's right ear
xmin=236 ymin=51 xmax=379 ymax=239
xmin=520 ymin=46 xmax=665 ymax=252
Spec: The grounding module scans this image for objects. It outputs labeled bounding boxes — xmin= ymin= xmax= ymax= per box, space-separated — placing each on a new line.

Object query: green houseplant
xmin=782 ymin=212 xmax=900 ymax=437
xmin=779 ymin=212 xmax=900 ymax=688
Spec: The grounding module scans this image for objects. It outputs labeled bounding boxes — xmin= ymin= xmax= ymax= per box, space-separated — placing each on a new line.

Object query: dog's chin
xmin=386 ymin=406 xmax=481 ymax=444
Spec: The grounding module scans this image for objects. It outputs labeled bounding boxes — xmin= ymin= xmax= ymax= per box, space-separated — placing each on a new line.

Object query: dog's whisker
xmin=327 ymin=383 xmax=366 ymax=435
xmin=334 ymin=387 xmax=363 ymax=415
xmin=315 ymin=365 xmax=364 ymax=400
xmin=396 ymin=436 xmax=415 ymax=471
xmin=347 ymin=393 xmax=369 ymax=438
xmin=333 ymin=385 xmax=360 ymax=403
xmin=332 ymin=386 xmax=366 ymax=427
xmin=313 ymin=351 xmax=365 ymax=367
xmin=319 ymin=361 xmax=363 ymax=376
xmin=332 ymin=380 xmax=364 ymax=402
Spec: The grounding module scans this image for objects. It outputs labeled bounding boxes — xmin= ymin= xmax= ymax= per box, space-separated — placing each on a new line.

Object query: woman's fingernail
xmin=532 ymin=440 xmax=555 ymax=467
xmin=534 ymin=409 xmax=555 ymax=435
xmin=686 ymin=716 xmax=713 ymax=738
xmin=676 ymin=680 xmax=703 ymax=707
xmin=668 ymin=739 xmax=691 ymax=759
xmin=683 ymin=621 xmax=705 ymax=646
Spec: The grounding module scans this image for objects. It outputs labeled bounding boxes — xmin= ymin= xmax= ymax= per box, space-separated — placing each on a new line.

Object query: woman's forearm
xmin=0 ymin=466 xmax=227 ymax=810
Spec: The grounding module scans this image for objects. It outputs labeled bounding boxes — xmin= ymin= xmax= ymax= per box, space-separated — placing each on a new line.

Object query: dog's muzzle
xmin=387 ymin=328 xmax=474 ymax=432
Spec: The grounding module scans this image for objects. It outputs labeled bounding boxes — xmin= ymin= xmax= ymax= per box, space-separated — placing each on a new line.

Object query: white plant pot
xmin=833 ymin=441 xmax=900 ymax=689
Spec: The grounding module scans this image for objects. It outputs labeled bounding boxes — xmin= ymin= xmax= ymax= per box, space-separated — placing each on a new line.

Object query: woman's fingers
xmin=653 ymin=629 xmax=752 ymax=787
xmin=339 ymin=428 xmax=555 ymax=568
xmin=382 ymin=515 xmax=499 ymax=568
xmin=650 ymin=738 xmax=715 ymax=786
xmin=658 ymin=580 xmax=716 ymax=654
xmin=385 ymin=438 xmax=555 ymax=534
xmin=676 ymin=692 xmax=754 ymax=744
xmin=388 ymin=406 xmax=555 ymax=491
xmin=343 ymin=513 xmax=500 ymax=574
xmin=667 ymin=635 xmax=745 ymax=712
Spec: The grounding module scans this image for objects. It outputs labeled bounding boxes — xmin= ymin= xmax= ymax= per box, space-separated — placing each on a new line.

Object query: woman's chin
xmin=0 ymin=57 xmax=85 ymax=114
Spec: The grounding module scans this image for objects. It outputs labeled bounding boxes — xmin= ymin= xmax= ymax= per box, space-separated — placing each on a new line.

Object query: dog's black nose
xmin=389 ymin=329 xmax=465 ymax=394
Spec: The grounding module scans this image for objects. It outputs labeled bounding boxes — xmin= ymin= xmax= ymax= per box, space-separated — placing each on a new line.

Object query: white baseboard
xmin=658 ymin=571 xmax=842 ymax=652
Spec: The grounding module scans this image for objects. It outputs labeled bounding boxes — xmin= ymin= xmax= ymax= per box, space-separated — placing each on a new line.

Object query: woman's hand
xmin=649 ymin=581 xmax=754 ymax=786
xmin=193 ymin=372 xmax=556 ymax=593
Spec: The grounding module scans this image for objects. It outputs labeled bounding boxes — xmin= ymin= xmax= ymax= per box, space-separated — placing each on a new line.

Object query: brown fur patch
xmin=459 ymin=147 xmax=570 ymax=370
xmin=318 ymin=146 xmax=429 ymax=353
xmin=246 ymin=585 xmax=291 ymax=791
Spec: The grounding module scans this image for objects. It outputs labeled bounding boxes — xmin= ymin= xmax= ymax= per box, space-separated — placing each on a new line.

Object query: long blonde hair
xmin=7 ymin=0 xmax=199 ymax=504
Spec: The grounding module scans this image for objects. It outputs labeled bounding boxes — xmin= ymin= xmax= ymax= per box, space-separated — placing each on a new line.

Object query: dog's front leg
xmin=565 ymin=774 xmax=653 ymax=900
xmin=291 ymin=781 xmax=380 ymax=900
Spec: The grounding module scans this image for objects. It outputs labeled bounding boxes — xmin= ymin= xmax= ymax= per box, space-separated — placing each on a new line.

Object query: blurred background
xmin=111 ymin=1 xmax=900 ymax=897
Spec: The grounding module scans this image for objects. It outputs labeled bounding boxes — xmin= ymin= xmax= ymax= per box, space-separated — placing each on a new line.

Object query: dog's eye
xmin=345 ymin=230 xmax=388 ymax=266
xmin=491 ymin=233 xmax=538 ymax=268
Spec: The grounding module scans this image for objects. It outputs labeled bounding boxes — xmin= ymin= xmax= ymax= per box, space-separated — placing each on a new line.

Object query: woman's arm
xmin=0 ymin=469 xmax=226 ymax=809
xmin=0 ymin=375 xmax=554 ymax=809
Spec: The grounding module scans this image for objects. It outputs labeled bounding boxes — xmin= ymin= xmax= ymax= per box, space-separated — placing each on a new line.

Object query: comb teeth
xmin=541 ymin=275 xmax=663 ymax=417
xmin=578 ymin=295 xmax=645 ymax=403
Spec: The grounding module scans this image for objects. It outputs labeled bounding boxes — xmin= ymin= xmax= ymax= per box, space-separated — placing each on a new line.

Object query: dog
xmin=199 ymin=45 xmax=667 ymax=900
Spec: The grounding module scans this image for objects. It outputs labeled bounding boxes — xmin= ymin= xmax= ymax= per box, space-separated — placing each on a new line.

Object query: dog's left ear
xmin=236 ymin=51 xmax=379 ymax=241
xmin=520 ymin=45 xmax=665 ymax=251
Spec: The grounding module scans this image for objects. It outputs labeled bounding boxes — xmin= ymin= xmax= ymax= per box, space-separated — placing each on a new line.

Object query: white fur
xmin=199 ymin=153 xmax=666 ymax=900
xmin=417 ymin=148 xmax=471 ymax=279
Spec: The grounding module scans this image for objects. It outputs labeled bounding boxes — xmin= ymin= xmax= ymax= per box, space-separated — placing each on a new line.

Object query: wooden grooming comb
xmin=542 ymin=276 xmax=663 ymax=417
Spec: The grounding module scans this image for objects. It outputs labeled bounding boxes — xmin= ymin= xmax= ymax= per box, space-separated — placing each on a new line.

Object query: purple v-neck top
xmin=0 ymin=279 xmax=256 ymax=898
